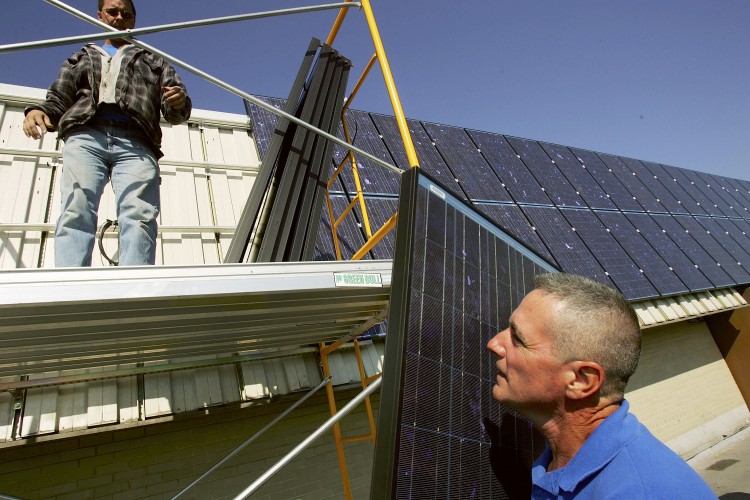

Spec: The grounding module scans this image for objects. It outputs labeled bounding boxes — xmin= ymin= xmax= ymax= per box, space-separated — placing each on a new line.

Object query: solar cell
xmin=713 ymin=176 xmax=750 ymax=219
xmin=595 ymin=211 xmax=688 ymax=296
xmin=520 ymin=206 xmax=615 ymax=288
xmin=715 ymin=219 xmax=750 ymax=254
xmin=244 ymin=96 xmax=285 ymax=159
xmin=560 ymin=209 xmax=657 ymax=300
xmin=694 ymin=216 xmax=750 ymax=272
xmin=372 ymin=169 xmax=554 ymax=499
xmin=313 ymin=194 xmax=368 ymax=261
xmin=506 ymin=137 xmax=586 ymax=208
xmin=332 ymin=109 xmax=402 ymax=195
xmin=466 ymin=130 xmax=551 ymax=205
xmin=624 ymin=213 xmax=713 ymax=292
xmin=538 ymin=142 xmax=616 ymax=210
xmin=674 ymin=215 xmax=750 ymax=283
xmin=658 ymin=164 xmax=724 ymax=217
xmin=359 ymin=197 xmax=399 ymax=260
xmin=422 ymin=122 xmax=512 ymax=202
xmin=638 ymin=162 xmax=708 ymax=216
xmin=596 ymin=154 xmax=666 ymax=213
xmin=474 ymin=203 xmax=557 ymax=266
xmin=569 ymin=148 xmax=644 ymax=212
xmin=370 ymin=113 xmax=467 ymax=200
xmin=693 ymin=171 xmax=748 ymax=219
xmin=649 ymin=214 xmax=734 ymax=288
xmin=620 ymin=158 xmax=687 ymax=214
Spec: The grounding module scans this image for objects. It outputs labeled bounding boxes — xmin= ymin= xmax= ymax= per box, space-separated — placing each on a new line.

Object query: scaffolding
xmin=0 ymin=1 xmax=421 ymax=497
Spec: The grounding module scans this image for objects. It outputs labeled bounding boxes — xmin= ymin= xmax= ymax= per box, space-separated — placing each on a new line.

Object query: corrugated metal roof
xmin=634 ymin=288 xmax=748 ymax=328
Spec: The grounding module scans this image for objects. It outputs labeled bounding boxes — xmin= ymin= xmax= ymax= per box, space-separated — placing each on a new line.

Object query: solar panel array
xmin=370 ymin=169 xmax=554 ymax=499
xmin=245 ymin=102 xmax=750 ymax=301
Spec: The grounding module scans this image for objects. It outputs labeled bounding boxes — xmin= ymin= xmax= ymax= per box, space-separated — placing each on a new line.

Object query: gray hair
xmin=533 ymin=273 xmax=641 ymax=399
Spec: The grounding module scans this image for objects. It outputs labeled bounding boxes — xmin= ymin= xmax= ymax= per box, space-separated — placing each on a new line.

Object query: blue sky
xmin=2 ymin=0 xmax=748 ymax=181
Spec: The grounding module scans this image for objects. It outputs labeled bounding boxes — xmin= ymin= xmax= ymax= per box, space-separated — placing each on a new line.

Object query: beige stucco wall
xmin=626 ymin=320 xmax=750 ymax=458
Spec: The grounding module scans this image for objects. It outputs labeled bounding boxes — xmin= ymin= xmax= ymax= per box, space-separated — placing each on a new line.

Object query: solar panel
xmin=710 ymin=175 xmax=750 ymax=218
xmin=360 ymin=196 xmax=399 ymax=260
xmin=560 ymin=209 xmax=658 ymax=300
xmin=422 ymin=122 xmax=513 ymax=202
xmin=620 ymin=158 xmax=687 ymax=214
xmin=466 ymin=130 xmax=551 ymax=205
xmin=314 ymin=194 xmax=368 ymax=261
xmin=658 ymin=164 xmax=724 ymax=217
xmin=520 ymin=206 xmax=615 ymax=288
xmin=372 ymin=169 xmax=555 ymax=499
xmin=649 ymin=214 xmax=734 ymax=288
xmin=692 ymin=171 xmax=747 ymax=219
xmin=596 ymin=154 xmax=665 ymax=213
xmin=370 ymin=113 xmax=468 ymax=200
xmin=244 ymin=96 xmax=286 ymax=159
xmin=693 ymin=216 xmax=750 ymax=271
xmin=715 ymin=218 xmax=750 ymax=253
xmin=639 ymin=162 xmax=708 ymax=216
xmin=595 ymin=211 xmax=688 ymax=296
xmin=569 ymin=148 xmax=643 ymax=212
xmin=673 ymin=215 xmax=750 ymax=283
xmin=333 ymin=109 xmax=402 ymax=196
xmin=474 ymin=203 xmax=557 ymax=265
xmin=506 ymin=137 xmax=585 ymax=208
xmin=624 ymin=213 xmax=713 ymax=292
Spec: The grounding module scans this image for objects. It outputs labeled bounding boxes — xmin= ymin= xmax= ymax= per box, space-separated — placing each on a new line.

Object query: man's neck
xmin=537 ymin=399 xmax=621 ymax=471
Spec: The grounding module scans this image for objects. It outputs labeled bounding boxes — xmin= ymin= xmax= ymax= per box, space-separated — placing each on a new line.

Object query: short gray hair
xmin=533 ymin=273 xmax=641 ymax=399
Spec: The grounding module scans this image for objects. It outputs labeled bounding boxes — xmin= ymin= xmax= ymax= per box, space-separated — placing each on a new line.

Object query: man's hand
xmin=23 ymin=110 xmax=54 ymax=140
xmin=162 ymin=86 xmax=187 ymax=110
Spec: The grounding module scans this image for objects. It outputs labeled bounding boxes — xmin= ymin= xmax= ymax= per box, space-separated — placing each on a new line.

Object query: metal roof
xmin=0 ymin=260 xmax=392 ymax=376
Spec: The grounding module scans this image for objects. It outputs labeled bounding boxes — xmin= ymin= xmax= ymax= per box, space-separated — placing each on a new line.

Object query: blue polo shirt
xmin=531 ymin=401 xmax=717 ymax=499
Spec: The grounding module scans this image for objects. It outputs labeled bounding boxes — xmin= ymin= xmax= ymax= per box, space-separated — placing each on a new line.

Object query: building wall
xmin=626 ymin=320 xmax=750 ymax=458
xmin=0 ymin=387 xmax=379 ymax=500
xmin=707 ymin=287 xmax=750 ymax=407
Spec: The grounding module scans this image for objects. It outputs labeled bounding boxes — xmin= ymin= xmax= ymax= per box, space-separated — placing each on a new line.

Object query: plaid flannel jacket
xmin=28 ymin=44 xmax=191 ymax=157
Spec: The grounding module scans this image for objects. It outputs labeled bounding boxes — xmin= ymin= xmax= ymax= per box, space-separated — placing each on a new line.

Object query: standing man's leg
xmin=55 ymin=128 xmax=110 ymax=267
xmin=109 ymin=128 xmax=160 ymax=266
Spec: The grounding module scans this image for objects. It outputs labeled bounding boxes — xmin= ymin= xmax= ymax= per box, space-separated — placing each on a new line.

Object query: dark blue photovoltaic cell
xmin=710 ymin=175 xmax=750 ymax=218
xmin=520 ymin=206 xmax=615 ymax=288
xmin=332 ymin=109 xmax=402 ymax=195
xmin=727 ymin=179 xmax=750 ymax=218
xmin=674 ymin=216 xmax=750 ymax=283
xmin=246 ymin=96 xmax=286 ymax=160
xmin=659 ymin=164 xmax=724 ymax=217
xmin=539 ymin=142 xmax=616 ymax=210
xmin=570 ymin=148 xmax=644 ymax=212
xmin=693 ymin=171 xmax=747 ymax=219
xmin=694 ymin=217 xmax=750 ymax=271
xmin=314 ymin=195 xmax=368 ymax=261
xmin=474 ymin=203 xmax=557 ymax=266
xmin=639 ymin=162 xmax=708 ymax=216
xmin=422 ymin=122 xmax=512 ymax=202
xmin=684 ymin=169 xmax=743 ymax=218
xmin=624 ymin=213 xmax=713 ymax=292
xmin=466 ymin=130 xmax=551 ymax=205
xmin=360 ymin=197 xmax=399 ymax=260
xmin=650 ymin=214 xmax=734 ymax=287
xmin=621 ymin=158 xmax=687 ymax=214
xmin=370 ymin=113 xmax=467 ymax=200
xmin=715 ymin=219 xmax=750 ymax=261
xmin=595 ymin=211 xmax=688 ymax=295
xmin=506 ymin=137 xmax=586 ymax=208
xmin=561 ymin=209 xmax=657 ymax=300
xmin=597 ymin=154 xmax=666 ymax=213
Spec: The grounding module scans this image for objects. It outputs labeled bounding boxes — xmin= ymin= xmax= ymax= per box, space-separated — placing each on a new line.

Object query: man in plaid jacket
xmin=23 ymin=0 xmax=191 ymax=266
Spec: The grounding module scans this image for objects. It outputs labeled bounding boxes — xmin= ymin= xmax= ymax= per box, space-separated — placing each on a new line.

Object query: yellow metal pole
xmin=359 ymin=0 xmax=420 ymax=168
xmin=353 ymin=339 xmax=378 ymax=443
xmin=351 ymin=211 xmax=398 ymax=261
xmin=326 ymin=0 xmax=355 ymax=46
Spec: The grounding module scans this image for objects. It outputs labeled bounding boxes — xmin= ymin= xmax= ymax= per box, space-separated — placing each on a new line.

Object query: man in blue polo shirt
xmin=487 ymin=273 xmax=716 ymax=499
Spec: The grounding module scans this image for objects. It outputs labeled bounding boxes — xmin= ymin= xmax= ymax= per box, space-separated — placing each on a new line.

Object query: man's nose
xmin=487 ymin=328 xmax=508 ymax=356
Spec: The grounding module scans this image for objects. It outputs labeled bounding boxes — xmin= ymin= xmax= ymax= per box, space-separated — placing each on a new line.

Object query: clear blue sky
xmin=3 ymin=1 xmax=748 ymax=181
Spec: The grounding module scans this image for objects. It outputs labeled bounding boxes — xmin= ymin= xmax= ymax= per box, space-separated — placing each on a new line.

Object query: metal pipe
xmin=43 ymin=0 xmax=402 ymax=175
xmin=359 ymin=0 xmax=420 ymax=168
xmin=233 ymin=376 xmax=382 ymax=499
xmin=172 ymin=375 xmax=333 ymax=500
xmin=0 ymin=223 xmax=236 ymax=233
xmin=0 ymin=3 xmax=361 ymax=55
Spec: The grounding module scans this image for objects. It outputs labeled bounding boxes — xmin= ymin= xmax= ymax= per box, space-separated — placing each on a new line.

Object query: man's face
xmin=98 ymin=0 xmax=136 ymax=30
xmin=486 ymin=290 xmax=568 ymax=418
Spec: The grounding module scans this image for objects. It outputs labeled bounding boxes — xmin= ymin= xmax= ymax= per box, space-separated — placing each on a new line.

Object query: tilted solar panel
xmin=596 ymin=153 xmax=666 ymax=213
xmin=422 ymin=122 xmax=512 ymax=202
xmin=466 ymin=130 xmax=550 ymax=205
xmin=692 ymin=216 xmax=750 ymax=272
xmin=691 ymin=170 xmax=746 ymax=219
xmin=474 ymin=203 xmax=556 ymax=265
xmin=640 ymin=162 xmax=708 ymax=216
xmin=594 ymin=211 xmax=688 ymax=296
xmin=569 ymin=148 xmax=644 ymax=212
xmin=621 ymin=158 xmax=687 ymax=214
xmin=371 ymin=169 xmax=555 ymax=499
xmin=560 ymin=208 xmax=658 ymax=300
xmin=659 ymin=164 xmax=725 ymax=217
xmin=506 ymin=137 xmax=585 ymax=208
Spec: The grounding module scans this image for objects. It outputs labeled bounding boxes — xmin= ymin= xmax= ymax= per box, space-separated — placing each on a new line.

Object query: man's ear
xmin=564 ymin=361 xmax=605 ymax=400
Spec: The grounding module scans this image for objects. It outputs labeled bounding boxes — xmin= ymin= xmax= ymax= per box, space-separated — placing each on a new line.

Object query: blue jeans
xmin=56 ymin=124 xmax=160 ymax=267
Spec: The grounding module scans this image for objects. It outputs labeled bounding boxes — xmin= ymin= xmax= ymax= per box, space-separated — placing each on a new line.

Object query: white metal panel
xmin=117 ymin=376 xmax=139 ymax=423
xmin=87 ymin=378 xmax=119 ymax=427
xmin=0 ymin=375 xmax=14 ymax=443
xmin=57 ymin=382 xmax=88 ymax=433
xmin=20 ymin=385 xmax=58 ymax=437
xmin=242 ymin=360 xmax=270 ymax=400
